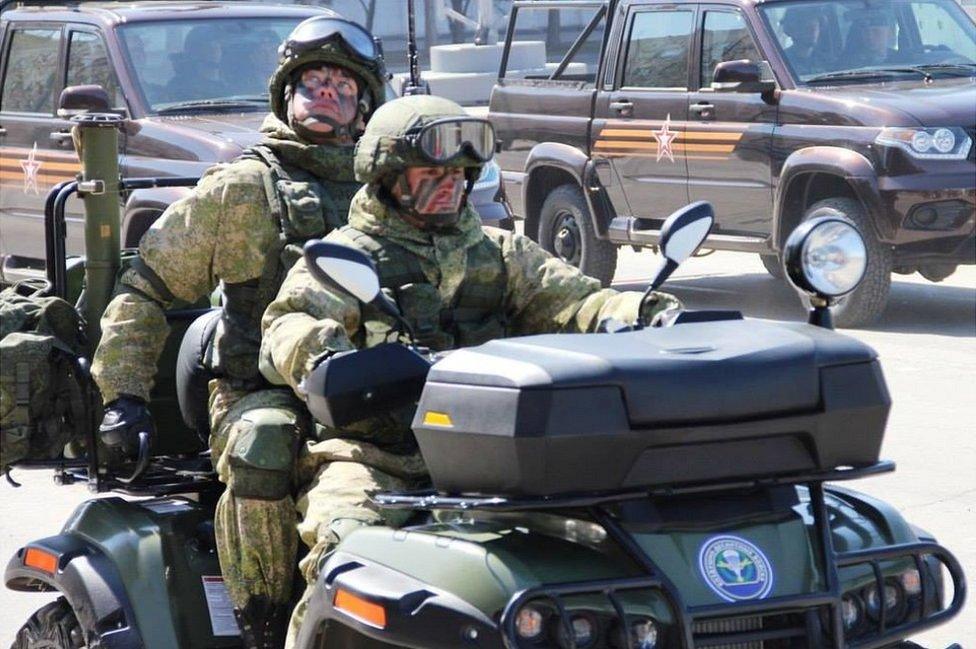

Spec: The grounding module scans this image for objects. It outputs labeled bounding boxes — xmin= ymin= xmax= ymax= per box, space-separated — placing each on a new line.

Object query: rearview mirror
xmin=644 ymin=201 xmax=714 ymax=295
xmin=303 ymin=240 xmax=402 ymax=322
xmin=57 ymin=85 xmax=112 ymax=117
xmin=711 ymin=60 xmax=776 ymax=94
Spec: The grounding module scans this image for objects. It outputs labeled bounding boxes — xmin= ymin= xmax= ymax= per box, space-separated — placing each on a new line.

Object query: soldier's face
xmin=401 ymin=166 xmax=466 ymax=216
xmin=290 ymin=64 xmax=360 ymax=133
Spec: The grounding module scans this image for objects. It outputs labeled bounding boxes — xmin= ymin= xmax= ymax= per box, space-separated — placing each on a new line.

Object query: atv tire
xmin=805 ymin=197 xmax=891 ymax=328
xmin=12 ymin=597 xmax=87 ymax=648
xmin=538 ymin=184 xmax=617 ymax=287
xmin=760 ymin=253 xmax=785 ymax=279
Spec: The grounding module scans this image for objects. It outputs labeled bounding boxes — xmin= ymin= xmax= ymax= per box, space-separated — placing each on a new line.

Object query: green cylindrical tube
xmin=74 ymin=115 xmax=123 ymax=347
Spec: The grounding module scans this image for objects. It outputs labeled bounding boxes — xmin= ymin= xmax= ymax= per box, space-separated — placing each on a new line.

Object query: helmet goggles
xmin=280 ymin=17 xmax=381 ymax=64
xmin=410 ymin=117 xmax=496 ymax=165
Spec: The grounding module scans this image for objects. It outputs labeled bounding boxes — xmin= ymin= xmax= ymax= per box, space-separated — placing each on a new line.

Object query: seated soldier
xmin=258 ymin=94 xmax=682 ymax=645
xmin=843 ymin=9 xmax=899 ymax=68
xmin=781 ymin=5 xmax=827 ymax=76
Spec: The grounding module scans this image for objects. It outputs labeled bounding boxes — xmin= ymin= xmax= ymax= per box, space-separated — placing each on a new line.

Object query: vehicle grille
xmin=692 ymin=612 xmax=808 ymax=649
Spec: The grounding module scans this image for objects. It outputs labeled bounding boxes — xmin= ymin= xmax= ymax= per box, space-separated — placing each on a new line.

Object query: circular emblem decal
xmin=698 ymin=535 xmax=774 ymax=602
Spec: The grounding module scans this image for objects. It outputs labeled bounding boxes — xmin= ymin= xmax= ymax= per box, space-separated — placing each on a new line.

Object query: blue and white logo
xmin=698 ymin=535 xmax=774 ymax=602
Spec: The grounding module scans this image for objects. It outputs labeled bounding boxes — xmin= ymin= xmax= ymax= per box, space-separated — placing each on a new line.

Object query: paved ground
xmin=1 ymin=249 xmax=973 ymax=646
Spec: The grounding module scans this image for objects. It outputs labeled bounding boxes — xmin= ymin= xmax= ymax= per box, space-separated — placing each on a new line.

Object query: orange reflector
xmin=334 ymin=589 xmax=386 ymax=628
xmin=24 ymin=548 xmax=57 ymax=574
xmin=423 ymin=411 xmax=453 ymax=427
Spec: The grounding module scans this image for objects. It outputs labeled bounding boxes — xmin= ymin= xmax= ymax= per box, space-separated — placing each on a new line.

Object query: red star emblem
xmin=20 ymin=142 xmax=42 ymax=195
xmin=653 ymin=114 xmax=678 ymax=163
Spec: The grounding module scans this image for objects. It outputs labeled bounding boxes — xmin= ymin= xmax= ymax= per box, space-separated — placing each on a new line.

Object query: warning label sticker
xmin=202 ymin=576 xmax=240 ymax=637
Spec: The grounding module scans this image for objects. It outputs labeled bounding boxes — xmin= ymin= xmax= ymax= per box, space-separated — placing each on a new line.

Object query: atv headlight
xmin=841 ymin=593 xmax=864 ymax=631
xmin=556 ymin=613 xmax=597 ymax=648
xmin=784 ymin=214 xmax=867 ymax=298
xmin=864 ymin=580 xmax=904 ymax=621
xmin=515 ymin=604 xmax=545 ymax=640
xmin=632 ymin=618 xmax=659 ymax=649
xmin=875 ymin=126 xmax=972 ymax=160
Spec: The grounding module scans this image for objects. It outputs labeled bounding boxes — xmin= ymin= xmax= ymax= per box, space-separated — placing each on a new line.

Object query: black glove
xmin=100 ymin=395 xmax=154 ymax=460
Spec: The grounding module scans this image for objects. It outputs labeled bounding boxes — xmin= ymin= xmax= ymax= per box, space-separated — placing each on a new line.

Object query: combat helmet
xmin=269 ymin=16 xmax=388 ymax=132
xmin=354 ymin=95 xmax=494 ymax=184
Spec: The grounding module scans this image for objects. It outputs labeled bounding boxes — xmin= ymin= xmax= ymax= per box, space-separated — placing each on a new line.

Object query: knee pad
xmin=227 ymin=408 xmax=300 ymax=500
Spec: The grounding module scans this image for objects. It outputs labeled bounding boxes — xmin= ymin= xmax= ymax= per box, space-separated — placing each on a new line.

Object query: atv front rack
xmin=376 ymin=465 xmax=967 ymax=649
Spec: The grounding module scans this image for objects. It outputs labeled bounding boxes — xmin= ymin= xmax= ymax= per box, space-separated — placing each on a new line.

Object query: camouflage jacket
xmin=260 ymin=185 xmax=681 ymax=395
xmin=92 ymin=116 xmax=361 ymax=403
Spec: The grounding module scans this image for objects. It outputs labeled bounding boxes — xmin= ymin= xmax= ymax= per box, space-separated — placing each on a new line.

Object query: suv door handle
xmin=690 ymin=102 xmax=714 ymax=117
xmin=50 ymin=130 xmax=74 ymax=146
xmin=609 ymin=100 xmax=633 ymax=116
xmin=0 ymin=127 xmax=7 ymax=136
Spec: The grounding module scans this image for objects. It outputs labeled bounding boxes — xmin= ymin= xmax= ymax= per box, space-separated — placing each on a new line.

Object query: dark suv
xmin=489 ymin=0 xmax=975 ymax=326
xmin=0 ymin=1 xmax=512 ymax=285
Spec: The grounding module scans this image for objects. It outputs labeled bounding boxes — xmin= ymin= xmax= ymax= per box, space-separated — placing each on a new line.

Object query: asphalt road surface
xmin=1 ymin=249 xmax=973 ymax=646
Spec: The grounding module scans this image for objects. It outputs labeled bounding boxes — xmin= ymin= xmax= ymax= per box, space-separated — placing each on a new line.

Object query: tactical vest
xmin=338 ymin=225 xmax=508 ymax=351
xmin=215 ymin=145 xmax=360 ymax=386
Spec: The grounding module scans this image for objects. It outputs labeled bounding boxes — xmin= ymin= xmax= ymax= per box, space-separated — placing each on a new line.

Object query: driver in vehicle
xmin=844 ymin=10 xmax=898 ymax=67
xmin=781 ymin=5 xmax=827 ymax=75
xmin=90 ymin=16 xmax=388 ymax=648
xmin=258 ymin=94 xmax=682 ymax=644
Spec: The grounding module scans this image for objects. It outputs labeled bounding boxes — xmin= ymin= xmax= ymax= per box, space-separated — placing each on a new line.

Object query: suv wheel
xmin=538 ymin=184 xmax=617 ymax=286
xmin=806 ymin=197 xmax=891 ymax=328
xmin=759 ymin=253 xmax=785 ymax=279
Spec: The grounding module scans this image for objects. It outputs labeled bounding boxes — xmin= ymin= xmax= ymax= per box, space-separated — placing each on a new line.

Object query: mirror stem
xmin=808 ymin=296 xmax=834 ymax=329
xmin=641 ymin=257 xmax=678 ymax=304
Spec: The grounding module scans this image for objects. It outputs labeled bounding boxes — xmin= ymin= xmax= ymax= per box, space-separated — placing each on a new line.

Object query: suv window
xmin=622 ymin=10 xmax=694 ymax=89
xmin=701 ymin=11 xmax=762 ymax=87
xmin=500 ymin=5 xmax=606 ymax=85
xmin=66 ymin=30 xmax=124 ymax=108
xmin=1 ymin=28 xmax=61 ymax=113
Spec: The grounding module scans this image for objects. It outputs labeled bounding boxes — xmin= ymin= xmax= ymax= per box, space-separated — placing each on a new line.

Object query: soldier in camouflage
xmin=90 ymin=16 xmax=387 ymax=648
xmin=258 ymin=94 xmax=682 ymax=644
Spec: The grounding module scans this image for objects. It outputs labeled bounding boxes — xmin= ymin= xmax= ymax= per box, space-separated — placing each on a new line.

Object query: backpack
xmin=0 ymin=282 xmax=97 ymax=471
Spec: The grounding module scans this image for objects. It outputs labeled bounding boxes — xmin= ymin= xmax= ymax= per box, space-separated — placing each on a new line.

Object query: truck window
xmin=1 ymin=28 xmax=61 ymax=114
xmin=66 ymin=31 xmax=124 ymax=108
xmin=501 ymin=5 xmax=606 ymax=85
xmin=700 ymin=11 xmax=762 ymax=87
xmin=622 ymin=10 xmax=694 ymax=89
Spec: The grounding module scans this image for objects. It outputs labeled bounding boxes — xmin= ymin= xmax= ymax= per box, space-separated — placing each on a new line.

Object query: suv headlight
xmin=473 ymin=158 xmax=501 ymax=192
xmin=875 ymin=126 xmax=972 ymax=160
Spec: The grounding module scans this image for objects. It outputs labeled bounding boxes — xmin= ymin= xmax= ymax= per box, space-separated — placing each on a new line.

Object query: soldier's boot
xmin=234 ymin=595 xmax=289 ymax=649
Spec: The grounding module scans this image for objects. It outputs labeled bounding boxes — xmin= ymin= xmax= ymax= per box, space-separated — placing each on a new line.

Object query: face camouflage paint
xmin=288 ymin=64 xmax=360 ymax=139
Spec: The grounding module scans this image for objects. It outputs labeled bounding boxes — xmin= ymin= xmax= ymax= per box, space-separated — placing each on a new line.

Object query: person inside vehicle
xmin=165 ymin=25 xmax=227 ymax=102
xmin=90 ymin=16 xmax=388 ymax=649
xmin=258 ymin=94 xmax=683 ymax=645
xmin=844 ymin=9 xmax=898 ymax=67
xmin=781 ymin=5 xmax=827 ymax=75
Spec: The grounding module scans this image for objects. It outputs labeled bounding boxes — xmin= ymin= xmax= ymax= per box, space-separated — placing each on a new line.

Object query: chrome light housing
xmin=875 ymin=126 xmax=972 ymax=160
xmin=784 ymin=212 xmax=867 ymax=299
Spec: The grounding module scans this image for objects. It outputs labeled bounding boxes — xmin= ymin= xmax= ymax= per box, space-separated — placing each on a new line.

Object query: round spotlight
xmin=864 ymin=581 xmax=902 ymax=621
xmin=932 ymin=128 xmax=956 ymax=154
xmin=632 ymin=618 xmax=659 ymax=649
xmin=841 ymin=594 xmax=863 ymax=631
xmin=911 ymin=130 xmax=933 ymax=153
xmin=556 ymin=614 xmax=596 ymax=648
xmin=913 ymin=206 xmax=938 ymax=226
xmin=515 ymin=605 xmax=545 ymax=640
xmin=784 ymin=214 xmax=867 ymax=299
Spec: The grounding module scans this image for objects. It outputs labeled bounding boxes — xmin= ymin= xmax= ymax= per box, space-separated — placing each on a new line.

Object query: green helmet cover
xmin=354 ymin=95 xmax=484 ymax=185
xmin=269 ymin=41 xmax=387 ymax=125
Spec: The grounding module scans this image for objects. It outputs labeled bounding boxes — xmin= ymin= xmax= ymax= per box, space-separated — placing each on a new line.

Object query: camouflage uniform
xmin=257 ymin=95 xmax=681 ymax=643
xmin=91 ymin=19 xmax=388 ymax=637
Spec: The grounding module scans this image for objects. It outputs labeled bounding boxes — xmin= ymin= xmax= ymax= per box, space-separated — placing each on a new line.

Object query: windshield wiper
xmin=911 ymin=63 xmax=976 ymax=77
xmin=805 ymin=67 xmax=929 ymax=83
xmin=155 ymin=98 xmax=267 ymax=114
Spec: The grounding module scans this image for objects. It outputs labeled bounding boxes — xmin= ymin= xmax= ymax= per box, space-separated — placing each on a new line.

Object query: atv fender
xmin=524 ymin=142 xmax=617 ymax=238
xmin=6 ymin=533 xmax=144 ymax=648
xmin=774 ymin=146 xmax=888 ymax=246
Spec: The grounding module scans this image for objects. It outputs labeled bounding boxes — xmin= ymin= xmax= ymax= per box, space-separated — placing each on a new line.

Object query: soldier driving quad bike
xmin=2 ymin=84 xmax=968 ymax=649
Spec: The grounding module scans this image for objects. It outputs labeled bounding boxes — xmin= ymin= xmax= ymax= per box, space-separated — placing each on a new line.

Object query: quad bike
xmin=4 ymin=93 xmax=967 ymax=649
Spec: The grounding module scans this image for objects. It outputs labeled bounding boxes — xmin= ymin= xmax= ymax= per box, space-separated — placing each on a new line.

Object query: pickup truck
xmin=488 ymin=0 xmax=976 ymax=326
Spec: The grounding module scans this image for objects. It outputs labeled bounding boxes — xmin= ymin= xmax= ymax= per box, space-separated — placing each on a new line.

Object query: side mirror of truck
xmin=57 ymin=85 xmax=113 ymax=117
xmin=711 ymin=60 xmax=776 ymax=94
